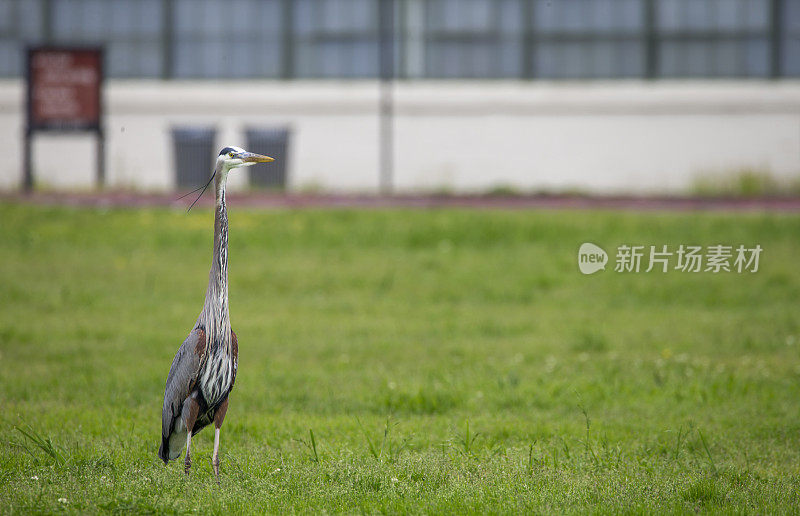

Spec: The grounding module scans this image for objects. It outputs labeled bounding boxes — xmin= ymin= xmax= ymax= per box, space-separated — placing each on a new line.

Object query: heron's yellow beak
xmin=241 ymin=152 xmax=275 ymax=163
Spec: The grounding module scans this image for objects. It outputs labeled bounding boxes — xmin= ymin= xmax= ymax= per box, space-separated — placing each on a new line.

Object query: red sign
xmin=28 ymin=47 xmax=102 ymax=131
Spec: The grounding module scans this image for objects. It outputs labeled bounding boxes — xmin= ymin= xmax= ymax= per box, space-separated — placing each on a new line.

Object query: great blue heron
xmin=159 ymin=146 xmax=274 ymax=478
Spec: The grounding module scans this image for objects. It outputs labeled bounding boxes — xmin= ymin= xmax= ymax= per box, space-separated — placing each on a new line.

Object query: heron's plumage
xmin=159 ymin=327 xmax=204 ymax=463
xmin=159 ymin=148 xmax=266 ymax=475
xmin=218 ymin=146 xmax=239 ymax=156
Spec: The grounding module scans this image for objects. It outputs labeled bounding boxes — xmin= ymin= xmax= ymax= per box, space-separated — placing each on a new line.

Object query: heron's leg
xmin=184 ymin=430 xmax=193 ymax=475
xmin=212 ymin=398 xmax=229 ymax=480
xmin=212 ymin=427 xmax=221 ymax=479
xmin=181 ymin=397 xmax=200 ymax=476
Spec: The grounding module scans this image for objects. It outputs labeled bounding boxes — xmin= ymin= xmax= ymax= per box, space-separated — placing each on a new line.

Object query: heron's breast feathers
xmin=197 ymin=329 xmax=238 ymax=407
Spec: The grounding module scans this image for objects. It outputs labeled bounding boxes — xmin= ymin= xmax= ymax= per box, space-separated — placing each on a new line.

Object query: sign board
xmin=27 ymin=47 xmax=103 ymax=131
xmin=24 ymin=46 xmax=105 ymax=191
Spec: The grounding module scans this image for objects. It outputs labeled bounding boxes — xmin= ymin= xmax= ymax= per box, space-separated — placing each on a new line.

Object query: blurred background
xmin=0 ymin=0 xmax=798 ymax=194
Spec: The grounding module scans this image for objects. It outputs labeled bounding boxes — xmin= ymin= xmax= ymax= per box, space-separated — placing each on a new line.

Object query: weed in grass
xmin=294 ymin=429 xmax=320 ymax=464
xmin=309 ymin=429 xmax=319 ymax=463
xmin=578 ymin=403 xmax=599 ymax=468
xmin=673 ymin=424 xmax=687 ymax=462
xmin=356 ymin=417 xmax=382 ymax=461
xmin=453 ymin=420 xmax=480 ymax=457
xmin=698 ymin=429 xmax=718 ymax=475
xmin=683 ymin=477 xmax=723 ymax=507
xmin=354 ymin=415 xmax=411 ymax=464
xmin=13 ymin=423 xmax=67 ymax=467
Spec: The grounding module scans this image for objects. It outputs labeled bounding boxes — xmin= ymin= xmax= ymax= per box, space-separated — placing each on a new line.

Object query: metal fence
xmin=0 ymin=0 xmax=796 ymax=79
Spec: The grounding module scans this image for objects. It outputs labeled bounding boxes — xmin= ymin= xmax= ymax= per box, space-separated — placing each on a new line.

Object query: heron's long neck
xmin=198 ymin=167 xmax=231 ymax=345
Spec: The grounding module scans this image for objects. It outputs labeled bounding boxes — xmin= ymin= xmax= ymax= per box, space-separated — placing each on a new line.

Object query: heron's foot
xmin=212 ymin=456 xmax=220 ymax=481
xmin=184 ymin=452 xmax=192 ymax=476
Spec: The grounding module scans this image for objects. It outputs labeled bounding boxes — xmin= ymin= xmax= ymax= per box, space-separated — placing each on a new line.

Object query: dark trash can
xmin=245 ymin=127 xmax=290 ymax=189
xmin=171 ymin=126 xmax=217 ymax=188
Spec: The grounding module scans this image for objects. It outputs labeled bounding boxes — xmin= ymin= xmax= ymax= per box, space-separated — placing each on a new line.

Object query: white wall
xmin=0 ymin=80 xmax=798 ymax=193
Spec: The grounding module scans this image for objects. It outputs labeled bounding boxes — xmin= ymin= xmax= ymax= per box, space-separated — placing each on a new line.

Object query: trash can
xmin=244 ymin=127 xmax=290 ymax=189
xmin=171 ymin=126 xmax=217 ymax=188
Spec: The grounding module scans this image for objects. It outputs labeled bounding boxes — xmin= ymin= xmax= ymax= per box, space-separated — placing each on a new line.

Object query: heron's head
xmin=183 ymin=146 xmax=275 ymax=211
xmin=216 ymin=146 xmax=274 ymax=171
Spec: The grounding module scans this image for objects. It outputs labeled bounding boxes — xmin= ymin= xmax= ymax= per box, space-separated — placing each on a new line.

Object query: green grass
xmin=691 ymin=168 xmax=800 ymax=197
xmin=1 ymin=202 xmax=799 ymax=513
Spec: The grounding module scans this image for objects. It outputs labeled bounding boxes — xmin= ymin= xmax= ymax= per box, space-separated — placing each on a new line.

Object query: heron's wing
xmin=161 ymin=327 xmax=206 ymax=441
xmin=230 ymin=330 xmax=238 ymax=389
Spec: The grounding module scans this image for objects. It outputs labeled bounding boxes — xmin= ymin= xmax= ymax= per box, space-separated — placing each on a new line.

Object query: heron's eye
xmin=229 ymin=152 xmax=235 ymax=158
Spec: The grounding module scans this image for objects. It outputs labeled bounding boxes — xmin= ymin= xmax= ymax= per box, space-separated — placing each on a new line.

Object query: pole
xmin=282 ymin=0 xmax=294 ymax=79
xmin=42 ymin=0 xmax=52 ymax=43
xmin=378 ymin=0 xmax=395 ymax=194
xmin=162 ymin=0 xmax=174 ymax=79
xmin=97 ymin=46 xmax=105 ymax=189
xmin=97 ymin=130 xmax=106 ymax=188
xmin=24 ymin=46 xmax=33 ymax=192
xmin=770 ymin=0 xmax=783 ymax=78
xmin=644 ymin=0 xmax=657 ymax=79
xmin=23 ymin=128 xmax=33 ymax=192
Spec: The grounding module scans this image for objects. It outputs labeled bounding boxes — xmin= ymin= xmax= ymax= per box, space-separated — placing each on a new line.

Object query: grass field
xmin=1 ymin=202 xmax=799 ymax=513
